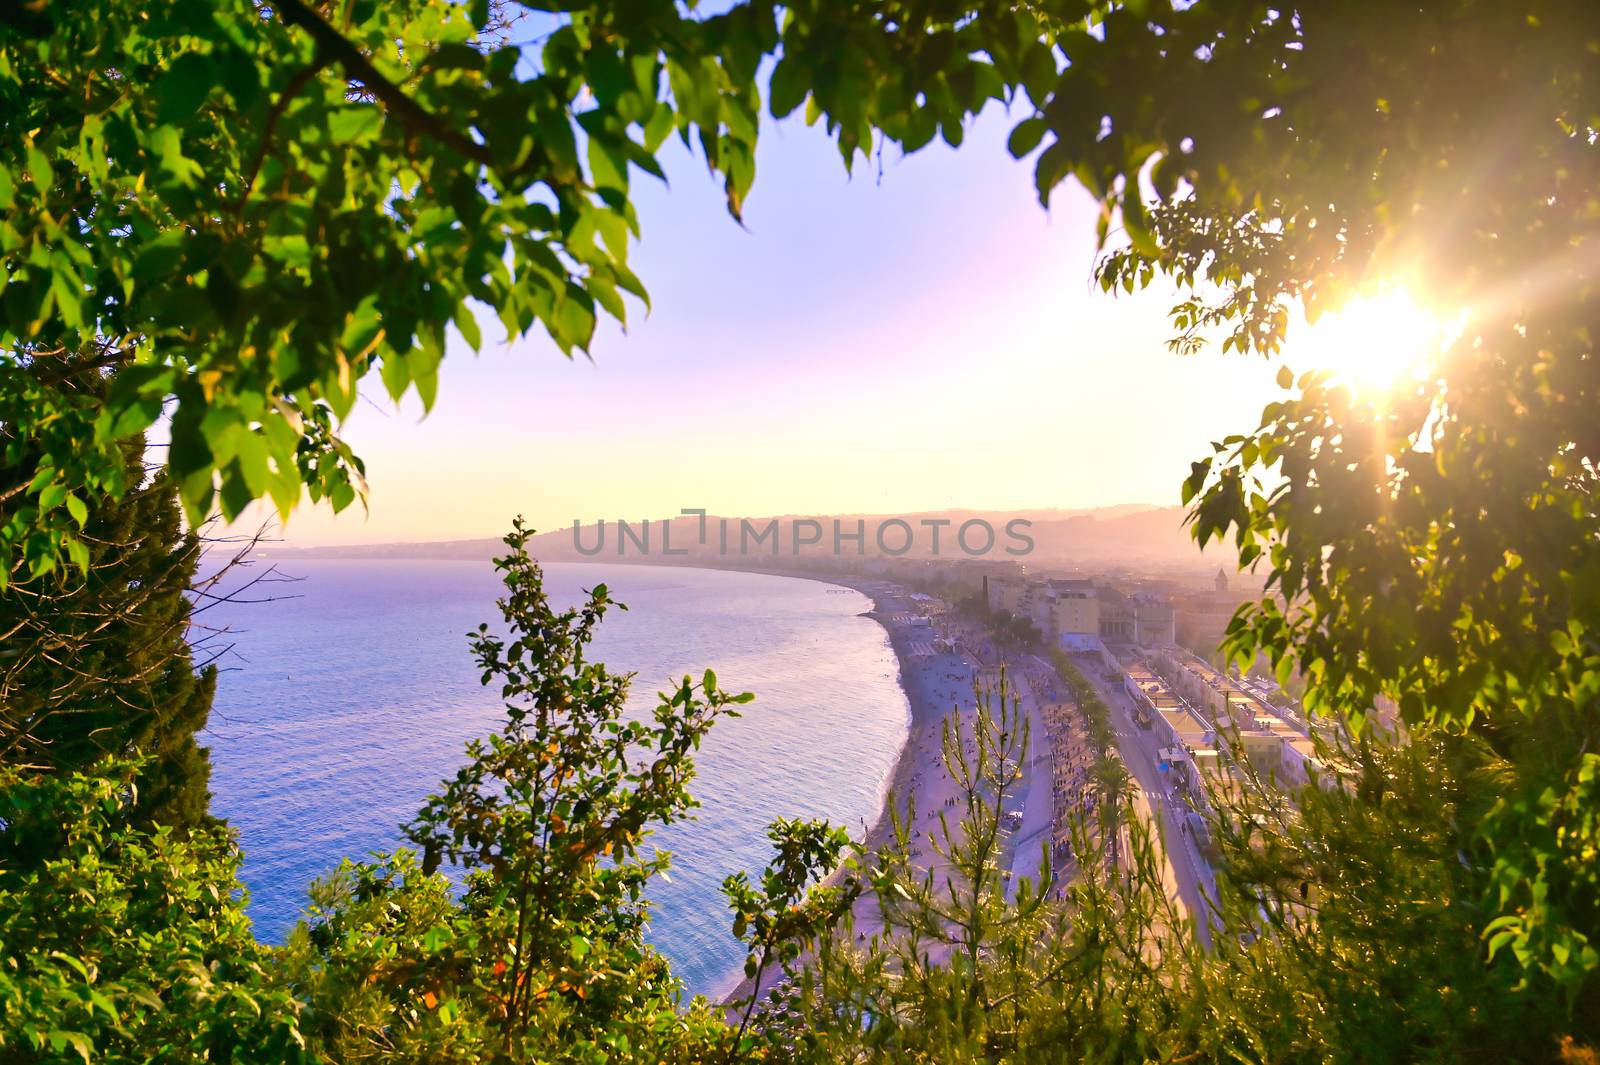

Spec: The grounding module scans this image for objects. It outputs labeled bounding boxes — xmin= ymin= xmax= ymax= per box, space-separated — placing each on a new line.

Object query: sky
xmin=255 ymin=103 xmax=1284 ymax=548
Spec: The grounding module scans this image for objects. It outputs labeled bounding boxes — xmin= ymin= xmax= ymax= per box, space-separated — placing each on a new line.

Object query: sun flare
xmin=1289 ymin=288 xmax=1458 ymax=396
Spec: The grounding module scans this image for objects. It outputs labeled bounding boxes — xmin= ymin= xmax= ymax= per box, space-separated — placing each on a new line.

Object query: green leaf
xmin=268 ymin=234 xmax=312 ymax=270
xmin=49 ymin=264 xmax=84 ymax=330
xmin=45 ymin=1030 xmax=92 ymax=1065
xmin=587 ymin=276 xmax=625 ymax=326
xmin=587 ymin=137 xmax=628 ymax=192
xmin=156 ymin=52 xmax=215 ymax=125
xmin=327 ymin=106 xmax=384 ymax=145
xmin=378 ymin=350 xmax=411 ymax=401
xmin=25 ymin=142 xmax=53 ymax=190
xmin=147 ymin=125 xmax=201 ymax=187
xmin=769 ymin=57 xmax=807 ymax=119
xmin=65 ymin=535 xmax=90 ymax=573
xmin=455 ymin=304 xmax=482 ymax=351
xmin=1007 ymin=117 xmax=1047 ymax=158
xmin=329 ymin=479 xmax=356 ymax=512
xmin=234 ymin=429 xmax=270 ymax=498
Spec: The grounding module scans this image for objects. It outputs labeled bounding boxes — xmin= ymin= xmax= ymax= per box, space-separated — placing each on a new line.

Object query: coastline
xmin=721 ymin=567 xmax=943 ymax=855
xmin=665 ymin=563 xmax=938 ymax=872
xmin=208 ymin=556 xmax=918 ymax=994
xmin=376 ymin=556 xmax=943 ymax=1006
xmin=715 ymin=567 xmax=956 ymax=1007
xmin=825 ymin=578 xmax=940 ymax=866
xmin=619 ymin=561 xmax=934 ymax=902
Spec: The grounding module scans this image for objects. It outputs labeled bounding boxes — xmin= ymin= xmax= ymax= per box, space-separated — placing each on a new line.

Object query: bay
xmin=203 ymin=560 xmax=909 ymax=998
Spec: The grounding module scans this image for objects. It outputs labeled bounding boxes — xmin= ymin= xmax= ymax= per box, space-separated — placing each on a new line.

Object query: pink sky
xmin=244 ymin=103 xmax=1281 ymax=548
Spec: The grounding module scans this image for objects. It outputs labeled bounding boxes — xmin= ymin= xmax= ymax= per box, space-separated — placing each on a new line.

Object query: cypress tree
xmin=0 ymin=436 xmax=216 ymax=830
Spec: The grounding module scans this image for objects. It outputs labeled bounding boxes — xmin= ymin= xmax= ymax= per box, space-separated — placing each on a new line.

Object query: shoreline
xmin=251 ymin=554 xmax=928 ymax=1004
xmin=824 ymin=579 xmax=942 ymax=869
xmin=717 ymin=566 xmax=945 ymax=854
xmin=715 ymin=566 xmax=960 ymax=1007
xmin=667 ymin=563 xmax=940 ymax=866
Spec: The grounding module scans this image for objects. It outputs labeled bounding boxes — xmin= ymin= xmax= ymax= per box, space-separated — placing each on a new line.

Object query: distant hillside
xmin=265 ymin=503 xmax=1225 ymax=572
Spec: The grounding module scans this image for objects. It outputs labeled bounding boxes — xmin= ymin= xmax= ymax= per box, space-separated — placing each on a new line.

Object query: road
xmin=1080 ymin=662 xmax=1220 ymax=946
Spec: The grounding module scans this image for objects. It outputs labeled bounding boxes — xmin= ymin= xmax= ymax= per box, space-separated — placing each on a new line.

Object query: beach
xmin=722 ymin=573 xmax=1065 ymax=1004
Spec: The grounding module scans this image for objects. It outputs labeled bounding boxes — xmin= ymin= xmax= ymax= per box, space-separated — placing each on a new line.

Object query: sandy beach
xmin=721 ymin=572 xmax=1063 ymax=1005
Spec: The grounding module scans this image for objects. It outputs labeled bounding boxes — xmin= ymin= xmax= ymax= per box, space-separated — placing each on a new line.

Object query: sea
xmin=202 ymin=559 xmax=910 ymax=999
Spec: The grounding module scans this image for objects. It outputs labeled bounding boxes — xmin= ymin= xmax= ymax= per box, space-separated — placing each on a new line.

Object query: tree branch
xmin=234 ymin=53 xmax=333 ymax=213
xmin=272 ymin=0 xmax=493 ymax=167
xmin=30 ymin=341 xmax=135 ymax=387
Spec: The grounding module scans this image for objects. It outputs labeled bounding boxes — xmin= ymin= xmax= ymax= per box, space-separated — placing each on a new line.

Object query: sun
xmin=1288 ymin=287 xmax=1457 ymax=396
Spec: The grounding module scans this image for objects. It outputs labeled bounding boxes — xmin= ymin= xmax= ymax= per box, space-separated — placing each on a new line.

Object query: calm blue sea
xmin=202 ymin=560 xmax=908 ymax=999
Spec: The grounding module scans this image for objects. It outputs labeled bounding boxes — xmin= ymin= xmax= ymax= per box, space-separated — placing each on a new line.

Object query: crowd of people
xmin=1041 ymin=697 xmax=1100 ymax=876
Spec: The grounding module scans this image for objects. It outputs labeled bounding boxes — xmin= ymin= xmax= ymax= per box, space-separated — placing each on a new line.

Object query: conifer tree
xmin=1 ymin=433 xmax=216 ymax=831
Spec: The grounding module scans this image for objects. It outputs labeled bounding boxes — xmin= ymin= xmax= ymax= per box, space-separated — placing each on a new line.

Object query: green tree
xmin=0 ymin=0 xmax=1024 ymax=579
xmin=1079 ymin=4 xmax=1600 ymax=999
xmin=1 ymin=417 xmax=217 ymax=833
xmin=746 ymin=678 xmax=1582 ymax=1063
xmin=750 ymin=676 xmax=1189 ymax=1063
xmin=0 ymin=0 xmax=767 ymax=579
xmin=0 ymin=761 xmax=310 ymax=1064
xmin=284 ymin=520 xmax=749 ymax=1062
xmin=723 ymin=817 xmax=857 ymax=1056
xmin=1191 ymin=729 xmax=1570 ymax=1064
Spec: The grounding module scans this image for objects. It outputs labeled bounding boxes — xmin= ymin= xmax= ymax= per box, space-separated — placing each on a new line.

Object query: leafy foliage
xmin=0 ymin=0 xmax=1048 ymax=581
xmin=5 ymin=537 xmax=1595 ymax=1062
xmin=281 ymin=852 xmax=499 ymax=1062
xmin=284 ymin=520 xmax=749 ymax=1062
xmin=1046 ymin=649 xmax=1127 ymax=798
xmin=757 ymin=677 xmax=1191 ymax=1063
xmin=1194 ymin=730 xmax=1571 ymax=1064
xmin=0 ymin=763 xmax=309 ymax=1064
xmin=739 ymin=679 xmax=1589 ymax=1063
xmin=1084 ymin=4 xmax=1600 ymax=997
xmin=723 ymin=818 xmax=856 ymax=1054
xmin=2 ymin=0 xmax=746 ymax=574
xmin=9 ymin=0 xmax=1600 ymax=1050
xmin=0 ymin=431 xmax=217 ymax=832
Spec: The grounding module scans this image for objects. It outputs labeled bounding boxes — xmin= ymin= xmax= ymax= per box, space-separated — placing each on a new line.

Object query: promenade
xmin=727 ymin=578 xmax=1217 ymax=1012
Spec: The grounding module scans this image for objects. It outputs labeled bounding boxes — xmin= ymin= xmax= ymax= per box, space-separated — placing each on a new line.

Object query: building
xmin=1130 ymin=593 xmax=1176 ymax=646
xmin=1151 ymin=649 xmax=1284 ymax=731
xmin=941 ymin=558 xmax=1024 ymax=598
xmin=1156 ymin=707 xmax=1213 ymax=750
xmin=1098 ymin=587 xmax=1135 ymax=642
xmin=1099 ymin=587 xmax=1175 ymax=647
xmin=984 ymin=575 xmax=1027 ymax=616
xmin=1151 ymin=649 xmax=1349 ymax=794
xmin=1014 ymin=578 xmax=1099 ymax=652
xmin=1125 ymin=664 xmax=1182 ymax=714
xmin=1173 ymin=569 xmax=1259 ymax=656
xmin=1278 ymin=736 xmax=1325 ymax=788
xmin=1047 ymin=579 xmax=1099 ymax=637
